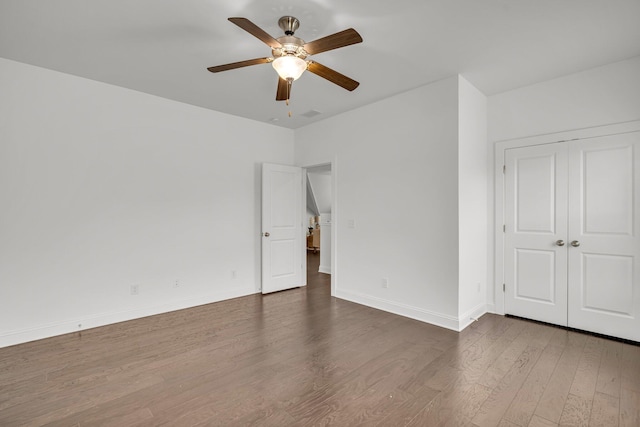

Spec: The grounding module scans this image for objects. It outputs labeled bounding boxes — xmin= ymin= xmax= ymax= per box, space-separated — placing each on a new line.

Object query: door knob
xmin=263 ymin=232 xmax=270 ymax=237
xmin=555 ymin=240 xmax=565 ymax=246
xmin=571 ymin=240 xmax=580 ymax=247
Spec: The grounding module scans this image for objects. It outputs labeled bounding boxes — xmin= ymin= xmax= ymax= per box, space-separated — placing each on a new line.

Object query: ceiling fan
xmin=207 ymin=16 xmax=363 ymax=103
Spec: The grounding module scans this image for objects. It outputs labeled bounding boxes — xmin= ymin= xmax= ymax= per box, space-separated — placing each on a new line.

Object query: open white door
xmin=262 ymin=163 xmax=303 ymax=294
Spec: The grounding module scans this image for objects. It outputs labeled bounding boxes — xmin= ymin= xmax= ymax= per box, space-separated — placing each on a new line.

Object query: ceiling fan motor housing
xmin=274 ymin=17 xmax=307 ymax=59
xmin=273 ymin=36 xmax=307 ymax=59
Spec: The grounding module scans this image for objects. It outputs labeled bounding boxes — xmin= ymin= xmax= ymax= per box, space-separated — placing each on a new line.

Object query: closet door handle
xmin=571 ymin=240 xmax=580 ymax=247
xmin=555 ymin=240 xmax=565 ymax=246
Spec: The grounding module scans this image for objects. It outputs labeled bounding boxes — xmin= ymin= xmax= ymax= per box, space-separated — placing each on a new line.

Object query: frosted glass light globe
xmin=272 ymin=56 xmax=307 ymax=80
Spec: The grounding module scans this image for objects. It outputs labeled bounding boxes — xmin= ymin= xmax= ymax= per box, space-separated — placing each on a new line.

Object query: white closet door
xmin=504 ymin=144 xmax=569 ymax=325
xmin=567 ymin=133 xmax=640 ymax=341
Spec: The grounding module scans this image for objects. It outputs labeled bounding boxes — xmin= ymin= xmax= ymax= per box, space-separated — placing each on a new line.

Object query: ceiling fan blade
xmin=303 ymin=28 xmax=362 ymax=55
xmin=228 ymin=17 xmax=282 ymax=49
xmin=276 ymin=78 xmax=290 ymax=101
xmin=307 ymin=61 xmax=360 ymax=91
xmin=207 ymin=57 xmax=271 ymax=73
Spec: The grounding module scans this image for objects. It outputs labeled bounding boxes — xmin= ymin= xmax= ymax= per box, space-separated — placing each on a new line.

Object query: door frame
xmin=301 ymin=158 xmax=338 ymax=296
xmin=493 ymin=120 xmax=640 ymax=315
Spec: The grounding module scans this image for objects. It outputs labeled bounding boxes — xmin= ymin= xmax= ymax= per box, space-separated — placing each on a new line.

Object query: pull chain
xmin=287 ymin=78 xmax=293 ymax=117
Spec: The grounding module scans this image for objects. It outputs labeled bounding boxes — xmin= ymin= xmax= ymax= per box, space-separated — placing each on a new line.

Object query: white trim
xmin=318 ymin=265 xmax=331 ymax=274
xmin=493 ymin=120 xmax=640 ymax=316
xmin=0 ymin=287 xmax=255 ymax=349
xmin=335 ymin=288 xmax=461 ymax=331
xmin=494 ymin=142 xmax=506 ymax=315
xmin=301 ymin=167 xmax=308 ymax=287
xmin=331 ymin=156 xmax=337 ymax=296
xmin=458 ymin=303 xmax=488 ymax=331
xmin=493 ymin=120 xmax=640 ymax=146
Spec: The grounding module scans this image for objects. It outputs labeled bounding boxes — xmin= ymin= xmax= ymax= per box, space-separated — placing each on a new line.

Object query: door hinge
xmin=503 ymin=165 xmax=506 ymax=174
xmin=503 ymin=224 xmax=506 ymax=233
xmin=503 ymin=283 xmax=506 ymax=292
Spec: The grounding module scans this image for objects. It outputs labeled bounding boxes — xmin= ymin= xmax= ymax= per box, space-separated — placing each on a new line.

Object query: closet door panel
xmin=504 ymin=144 xmax=568 ymax=325
xmin=567 ymin=132 xmax=640 ymax=341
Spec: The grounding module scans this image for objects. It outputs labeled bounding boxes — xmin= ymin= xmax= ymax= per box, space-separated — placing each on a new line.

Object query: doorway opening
xmin=304 ymin=164 xmax=333 ymax=290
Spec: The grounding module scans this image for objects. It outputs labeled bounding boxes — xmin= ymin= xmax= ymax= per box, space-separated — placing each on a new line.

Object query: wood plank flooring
xmin=1 ymin=252 xmax=639 ymax=426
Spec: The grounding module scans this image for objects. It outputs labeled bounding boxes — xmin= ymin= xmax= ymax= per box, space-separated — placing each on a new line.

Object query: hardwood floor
xmin=1 ymin=252 xmax=639 ymax=426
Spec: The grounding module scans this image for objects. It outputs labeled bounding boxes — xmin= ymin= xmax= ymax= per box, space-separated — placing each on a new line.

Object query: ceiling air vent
xmin=301 ymin=109 xmax=323 ymax=118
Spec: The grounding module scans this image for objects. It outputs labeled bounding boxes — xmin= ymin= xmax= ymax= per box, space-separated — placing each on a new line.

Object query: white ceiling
xmin=2 ymin=0 xmax=640 ymax=129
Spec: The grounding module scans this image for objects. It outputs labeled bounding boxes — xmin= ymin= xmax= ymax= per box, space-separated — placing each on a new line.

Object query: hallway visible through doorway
xmin=307 ymin=250 xmax=330 ymax=288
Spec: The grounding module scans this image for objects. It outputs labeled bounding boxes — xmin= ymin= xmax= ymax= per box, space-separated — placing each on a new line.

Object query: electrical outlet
xmin=174 ymin=280 xmax=180 ymax=288
xmin=382 ymin=277 xmax=389 ymax=289
xmin=130 ymin=284 xmax=139 ymax=295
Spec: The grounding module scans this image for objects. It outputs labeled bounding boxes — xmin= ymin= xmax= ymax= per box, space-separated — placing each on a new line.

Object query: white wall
xmin=487 ymin=55 xmax=640 ymax=311
xmin=307 ymin=172 xmax=331 ymax=214
xmin=319 ymin=213 xmax=331 ymax=274
xmin=0 ymin=58 xmax=294 ymax=347
xmin=16 ymin=54 xmax=633 ymax=345
xmin=295 ymin=76 xmax=463 ymax=329
xmin=489 ymin=56 xmax=640 ymax=142
xmin=458 ymin=77 xmax=488 ymax=324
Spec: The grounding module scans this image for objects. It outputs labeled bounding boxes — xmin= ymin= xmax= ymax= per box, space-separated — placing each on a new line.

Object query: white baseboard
xmin=458 ymin=303 xmax=488 ymax=331
xmin=335 ymin=288 xmax=461 ymax=331
xmin=0 ymin=287 xmax=256 ymax=349
xmin=318 ymin=265 xmax=331 ymax=274
xmin=335 ymin=289 xmax=489 ymax=332
xmin=3 ymin=287 xmax=493 ymax=348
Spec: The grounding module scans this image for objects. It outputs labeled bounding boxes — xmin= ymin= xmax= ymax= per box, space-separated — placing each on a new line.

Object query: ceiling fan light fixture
xmin=208 ymin=16 xmax=363 ymax=102
xmin=272 ymin=56 xmax=307 ymax=81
